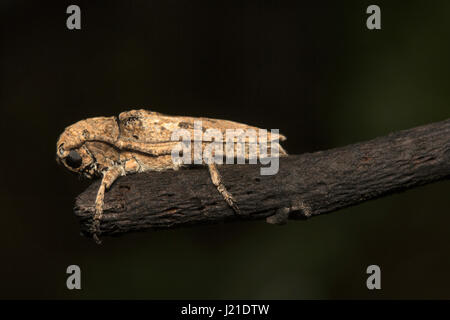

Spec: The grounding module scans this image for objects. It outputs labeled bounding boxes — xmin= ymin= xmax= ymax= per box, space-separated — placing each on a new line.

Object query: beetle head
xmin=56 ymin=139 xmax=98 ymax=179
xmin=56 ymin=117 xmax=119 ymax=179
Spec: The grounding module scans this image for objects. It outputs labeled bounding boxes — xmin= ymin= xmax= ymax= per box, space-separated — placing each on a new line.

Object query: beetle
xmin=56 ymin=109 xmax=287 ymax=243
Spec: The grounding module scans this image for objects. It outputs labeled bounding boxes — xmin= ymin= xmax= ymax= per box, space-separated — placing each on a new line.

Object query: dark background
xmin=1 ymin=0 xmax=449 ymax=299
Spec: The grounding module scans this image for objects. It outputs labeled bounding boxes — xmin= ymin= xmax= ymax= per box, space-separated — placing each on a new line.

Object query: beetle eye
xmin=59 ymin=144 xmax=64 ymax=155
xmin=66 ymin=150 xmax=82 ymax=169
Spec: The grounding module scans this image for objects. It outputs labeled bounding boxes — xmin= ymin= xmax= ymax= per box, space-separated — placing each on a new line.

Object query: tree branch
xmin=74 ymin=119 xmax=450 ymax=238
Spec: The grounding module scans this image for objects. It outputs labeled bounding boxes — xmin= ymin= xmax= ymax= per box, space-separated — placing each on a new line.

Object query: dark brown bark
xmin=74 ymin=119 xmax=450 ymax=238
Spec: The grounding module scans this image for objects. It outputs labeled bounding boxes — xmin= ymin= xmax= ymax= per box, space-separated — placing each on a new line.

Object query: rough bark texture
xmin=74 ymin=119 xmax=450 ymax=238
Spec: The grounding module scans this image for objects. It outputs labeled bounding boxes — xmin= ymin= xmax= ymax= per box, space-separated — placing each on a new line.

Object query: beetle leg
xmin=207 ymin=163 xmax=244 ymax=215
xmin=266 ymin=199 xmax=312 ymax=225
xmin=91 ymin=165 xmax=125 ymax=244
xmin=266 ymin=207 xmax=290 ymax=225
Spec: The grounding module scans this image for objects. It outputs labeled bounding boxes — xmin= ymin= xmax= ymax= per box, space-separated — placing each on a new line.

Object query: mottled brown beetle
xmin=56 ymin=109 xmax=287 ymax=243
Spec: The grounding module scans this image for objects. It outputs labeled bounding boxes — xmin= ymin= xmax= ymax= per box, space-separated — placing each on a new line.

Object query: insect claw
xmin=92 ymin=232 xmax=102 ymax=245
xmin=208 ymin=163 xmax=247 ymax=216
xmin=266 ymin=200 xmax=311 ymax=224
xmin=226 ymin=197 xmax=244 ymax=216
xmin=266 ymin=207 xmax=290 ymax=225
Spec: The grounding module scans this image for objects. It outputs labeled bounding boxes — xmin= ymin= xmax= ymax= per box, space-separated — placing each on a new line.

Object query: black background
xmin=1 ymin=1 xmax=449 ymax=299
